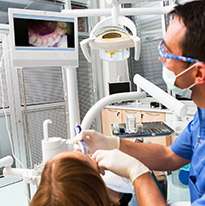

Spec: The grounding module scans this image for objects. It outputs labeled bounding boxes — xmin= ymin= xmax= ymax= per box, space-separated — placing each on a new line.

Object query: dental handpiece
xmin=74 ymin=125 xmax=87 ymax=154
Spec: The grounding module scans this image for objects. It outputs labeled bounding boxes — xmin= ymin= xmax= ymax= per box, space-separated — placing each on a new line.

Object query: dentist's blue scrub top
xmin=171 ymin=108 xmax=205 ymax=205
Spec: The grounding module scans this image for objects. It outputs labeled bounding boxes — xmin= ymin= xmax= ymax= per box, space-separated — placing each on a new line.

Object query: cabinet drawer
xmin=141 ymin=111 xmax=165 ymax=122
xmin=101 ymin=108 xmax=122 ymax=136
xmin=143 ymin=136 xmax=171 ymax=146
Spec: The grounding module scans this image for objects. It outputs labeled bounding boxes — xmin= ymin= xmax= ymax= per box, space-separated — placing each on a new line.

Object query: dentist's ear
xmin=195 ymin=62 xmax=205 ymax=85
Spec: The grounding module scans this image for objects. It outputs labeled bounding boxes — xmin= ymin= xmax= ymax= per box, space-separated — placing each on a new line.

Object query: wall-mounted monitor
xmin=8 ymin=8 xmax=78 ymax=67
xmin=109 ymin=81 xmax=131 ymax=95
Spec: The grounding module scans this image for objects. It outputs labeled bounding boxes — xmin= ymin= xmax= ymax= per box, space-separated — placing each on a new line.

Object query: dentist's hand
xmin=93 ymin=149 xmax=149 ymax=183
xmin=73 ymin=130 xmax=120 ymax=154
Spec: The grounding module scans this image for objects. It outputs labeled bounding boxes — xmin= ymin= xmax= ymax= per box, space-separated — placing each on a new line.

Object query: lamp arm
xmin=81 ymin=91 xmax=146 ymax=130
xmin=134 ymin=74 xmax=188 ymax=117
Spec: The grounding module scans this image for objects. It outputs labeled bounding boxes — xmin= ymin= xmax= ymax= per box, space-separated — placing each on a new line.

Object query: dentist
xmin=75 ymin=1 xmax=205 ymax=205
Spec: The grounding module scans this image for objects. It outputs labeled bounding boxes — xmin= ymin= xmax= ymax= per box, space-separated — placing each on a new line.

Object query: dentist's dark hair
xmin=169 ymin=0 xmax=205 ymax=62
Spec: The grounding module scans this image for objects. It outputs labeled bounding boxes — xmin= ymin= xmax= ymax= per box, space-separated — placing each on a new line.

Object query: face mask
xmin=162 ymin=63 xmax=196 ymax=97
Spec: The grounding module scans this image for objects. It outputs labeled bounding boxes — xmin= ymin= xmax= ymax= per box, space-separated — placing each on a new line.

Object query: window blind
xmin=77 ymin=35 xmax=95 ymax=126
xmin=127 ymin=1 xmax=167 ymax=91
xmin=0 ymin=40 xmax=9 ymax=108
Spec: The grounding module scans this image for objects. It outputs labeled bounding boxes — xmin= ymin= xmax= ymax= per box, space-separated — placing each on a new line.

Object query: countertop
xmin=105 ymin=97 xmax=197 ymax=116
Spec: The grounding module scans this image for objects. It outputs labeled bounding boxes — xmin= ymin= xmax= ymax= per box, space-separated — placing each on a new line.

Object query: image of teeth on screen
xmin=29 ymin=20 xmax=67 ymax=47
xmin=13 ymin=17 xmax=75 ymax=49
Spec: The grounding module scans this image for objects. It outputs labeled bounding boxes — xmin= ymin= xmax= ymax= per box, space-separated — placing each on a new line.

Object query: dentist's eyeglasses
xmin=158 ymin=40 xmax=200 ymax=63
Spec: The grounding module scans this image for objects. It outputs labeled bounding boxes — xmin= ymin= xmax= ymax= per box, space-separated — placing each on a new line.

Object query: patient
xmin=30 ymin=151 xmax=119 ymax=206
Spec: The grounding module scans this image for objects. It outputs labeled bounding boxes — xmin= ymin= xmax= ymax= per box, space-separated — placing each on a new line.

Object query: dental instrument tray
xmin=111 ymin=121 xmax=174 ymax=138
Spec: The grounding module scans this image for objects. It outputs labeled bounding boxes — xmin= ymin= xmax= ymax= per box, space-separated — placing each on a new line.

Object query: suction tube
xmin=81 ymin=91 xmax=146 ymax=129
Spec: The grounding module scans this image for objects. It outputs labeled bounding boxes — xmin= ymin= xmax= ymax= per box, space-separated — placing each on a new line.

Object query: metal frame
xmin=2 ymin=34 xmax=27 ymax=167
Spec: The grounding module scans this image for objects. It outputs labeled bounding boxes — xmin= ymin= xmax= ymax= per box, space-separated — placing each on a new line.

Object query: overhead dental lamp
xmin=80 ymin=15 xmax=140 ymax=62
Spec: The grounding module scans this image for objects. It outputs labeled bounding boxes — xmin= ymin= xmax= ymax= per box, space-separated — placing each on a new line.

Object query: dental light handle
xmin=130 ymin=36 xmax=141 ymax=61
xmin=80 ymin=38 xmax=95 ymax=63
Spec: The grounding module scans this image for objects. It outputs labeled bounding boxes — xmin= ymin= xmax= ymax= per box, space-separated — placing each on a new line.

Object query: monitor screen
xmin=14 ymin=16 xmax=75 ymax=49
xmin=9 ymin=9 xmax=78 ymax=67
xmin=109 ymin=81 xmax=131 ymax=95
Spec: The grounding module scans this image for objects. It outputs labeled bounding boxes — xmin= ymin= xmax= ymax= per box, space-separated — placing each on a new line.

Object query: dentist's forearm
xmin=133 ymin=172 xmax=166 ymax=206
xmin=119 ymin=139 xmax=190 ymax=171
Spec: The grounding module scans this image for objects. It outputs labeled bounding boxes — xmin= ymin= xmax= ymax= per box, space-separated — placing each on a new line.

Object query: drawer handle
xmin=124 ymin=110 xmax=138 ymax=114
xmin=107 ymin=109 xmax=120 ymax=113
xmin=144 ymin=112 xmax=161 ymax=116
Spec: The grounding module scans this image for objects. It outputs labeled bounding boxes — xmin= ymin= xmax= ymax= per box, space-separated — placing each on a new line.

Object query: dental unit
xmin=0 ymin=73 xmax=188 ymax=195
xmin=0 ymin=1 xmax=189 ymax=205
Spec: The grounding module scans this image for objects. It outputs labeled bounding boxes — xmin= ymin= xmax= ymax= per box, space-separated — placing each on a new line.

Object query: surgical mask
xmin=162 ymin=63 xmax=196 ymax=97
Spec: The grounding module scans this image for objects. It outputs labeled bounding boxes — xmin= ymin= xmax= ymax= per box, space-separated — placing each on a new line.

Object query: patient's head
xmin=30 ymin=151 xmax=111 ymax=206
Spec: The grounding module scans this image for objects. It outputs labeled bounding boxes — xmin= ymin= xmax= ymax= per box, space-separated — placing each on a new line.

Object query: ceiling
xmin=0 ymin=0 xmax=65 ymax=24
